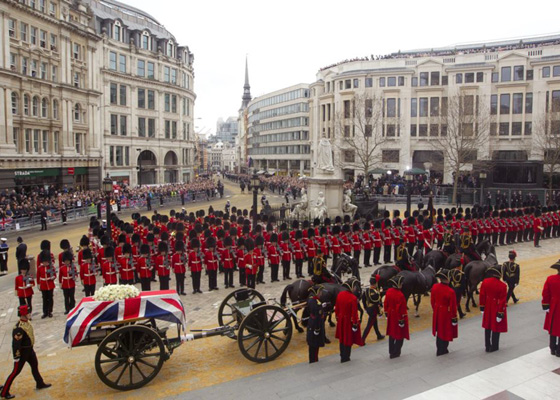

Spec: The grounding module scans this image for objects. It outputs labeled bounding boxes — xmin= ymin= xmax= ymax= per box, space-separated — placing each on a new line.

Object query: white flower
xmin=93 ymin=284 xmax=140 ymax=301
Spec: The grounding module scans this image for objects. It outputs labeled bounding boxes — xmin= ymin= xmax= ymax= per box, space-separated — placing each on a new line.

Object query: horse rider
xmin=361 ymin=275 xmax=385 ymax=343
xmin=480 ymin=266 xmax=508 ymax=353
xmin=312 ymin=249 xmax=334 ymax=284
xmin=459 ymin=226 xmax=481 ymax=263
xmin=542 ymin=259 xmax=560 ymax=357
xmin=431 ymin=269 xmax=459 ymax=356
xmin=395 ymin=242 xmax=415 ymax=272
xmin=442 ymin=224 xmax=456 ymax=256
xmin=503 ymin=250 xmax=520 ymax=304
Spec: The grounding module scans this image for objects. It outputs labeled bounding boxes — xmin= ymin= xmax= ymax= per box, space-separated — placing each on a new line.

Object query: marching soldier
xmin=307 ymin=285 xmax=326 ymax=363
xmin=293 ymin=230 xmax=305 ymax=278
xmin=361 ymin=275 xmax=385 ymax=343
xmin=0 ymin=305 xmax=51 ymax=399
xmin=236 ymin=238 xmax=247 ymax=287
xmin=431 ymin=270 xmax=458 ymax=356
xmin=534 ymin=209 xmax=543 ymax=247
xmin=280 ymin=232 xmax=293 ymax=280
xmin=118 ymin=243 xmax=135 ymax=285
xmin=362 ymin=223 xmax=373 ymax=267
xmin=480 ymin=266 xmax=508 ymax=352
xmin=37 ymin=250 xmax=56 ymax=319
xmin=503 ymin=250 xmax=520 ymax=304
xmin=58 ymin=252 xmax=77 ymax=315
xmin=384 ymin=275 xmax=409 ymax=359
xmin=15 ymin=259 xmax=34 ymax=316
xmin=188 ymin=238 xmax=203 ymax=294
xmin=244 ymin=238 xmax=257 ymax=289
xmin=542 ymin=260 xmax=560 ymax=357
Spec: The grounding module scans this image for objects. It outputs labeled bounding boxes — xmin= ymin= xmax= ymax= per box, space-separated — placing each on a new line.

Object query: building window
xmin=388 ymin=77 xmax=396 ymax=87
xmin=382 ymin=149 xmax=400 ymax=163
xmin=137 ymin=59 xmax=145 ymax=76
xmin=164 ymin=93 xmax=170 ymax=112
xmin=24 ymin=95 xmax=30 ymax=115
xmin=411 ymin=98 xmax=417 ymax=117
xmin=32 ymin=96 xmax=39 ymax=116
xmin=398 ymin=76 xmax=405 ymax=86
xmin=13 ymin=128 xmax=20 ymax=153
xmin=40 ymin=62 xmax=46 ymax=79
xmin=138 ymin=117 xmax=146 ymax=137
xmin=125 ymin=146 xmax=129 ymax=166
xmin=525 ymin=122 xmax=532 ymax=135
xmin=420 ymin=72 xmax=429 ymax=86
xmin=110 ymin=114 xmax=118 ymax=135
xmin=33 ymin=129 xmax=40 ymax=153
xmin=344 ymin=150 xmax=355 ymax=163
xmin=430 ymin=97 xmax=439 ymax=117
xmin=11 ymin=92 xmax=18 ymax=115
xmin=53 ymin=99 xmax=58 ymax=119
xmin=171 ymin=95 xmax=177 ymax=113
xmin=109 ymin=52 xmax=116 ymax=70
xmin=514 ymin=65 xmax=524 ymax=81
xmin=166 ymin=41 xmax=174 ymax=57
xmin=53 ymin=131 xmax=59 ymax=153
xmin=25 ymin=129 xmax=32 ymax=153
xmin=490 ymin=94 xmax=497 ymax=115
xmin=553 ymin=66 xmax=560 ymax=77
xmin=120 ymin=116 xmax=127 ymax=136
xmin=148 ymin=118 xmax=155 ymax=137
xmin=512 ymin=122 xmax=522 ymax=136
xmin=113 ymin=21 xmax=121 ymax=42
xmin=41 ymin=97 xmax=48 ymax=117
xmin=365 ymin=77 xmax=373 ymax=87
xmin=418 ymin=124 xmax=428 ymax=137
xmin=51 ymin=65 xmax=57 ymax=82
xmin=31 ymin=27 xmax=37 ymax=45
xmin=379 ymin=77 xmax=385 ymax=87
xmin=512 ymin=93 xmax=523 ymax=114
xmin=119 ymin=85 xmax=126 ymax=106
xmin=431 ymin=72 xmax=440 ymax=86
xmin=147 ymin=90 xmax=155 ymax=109
xmin=147 ymin=62 xmax=154 ymax=79
xmin=456 ymin=73 xmax=463 ymax=84
xmin=499 ymin=122 xmax=510 ymax=136
xmin=119 ymin=54 xmax=126 ymax=73
xmin=76 ymin=133 xmax=84 ymax=154
xmin=49 ymin=2 xmax=56 ymax=16
xmin=138 ymin=89 xmax=145 ymax=108
xmin=116 ymin=146 xmax=123 ymax=166
xmin=501 ymin=67 xmax=511 ymax=82
xmin=476 ymin=72 xmax=484 ymax=82
xmin=542 ymin=66 xmax=550 ymax=78
xmin=171 ymin=68 xmax=177 ymax=84
xmin=110 ymin=83 xmax=117 ymax=104
xmin=142 ymin=32 xmax=150 ymax=50
xmin=73 ymin=43 xmax=80 ymax=59
xmin=109 ymin=145 xmax=114 ymax=166
xmin=50 ymin=33 xmax=57 ymax=50
xmin=386 ymin=98 xmax=396 ymax=118
xmin=39 ymin=0 xmax=46 ymax=12
xmin=74 ymin=104 xmax=81 ymax=121
xmin=526 ymin=93 xmax=533 ymax=114
xmin=419 ymin=97 xmax=428 ymax=117
xmin=30 ymin=60 xmax=37 ymax=77
xmin=412 ymin=77 xmax=418 ymax=87
xmin=500 ymin=94 xmax=510 ymax=115
xmin=20 ymin=23 xmax=29 ymax=42
xmin=9 ymin=53 xmax=17 ymax=71
xmin=465 ymin=73 xmax=474 ymax=83
xmin=73 ymin=71 xmax=80 ymax=87
xmin=172 ymin=121 xmax=177 ymax=139
xmin=164 ymin=66 xmax=170 ymax=82
xmin=21 ymin=58 xmax=28 ymax=75
xmin=9 ymin=19 xmax=16 ymax=38
xmin=42 ymin=130 xmax=48 ymax=153
xmin=165 ymin=120 xmax=171 ymax=139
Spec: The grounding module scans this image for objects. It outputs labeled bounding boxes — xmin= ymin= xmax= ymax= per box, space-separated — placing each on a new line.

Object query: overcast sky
xmin=125 ymin=0 xmax=560 ymax=136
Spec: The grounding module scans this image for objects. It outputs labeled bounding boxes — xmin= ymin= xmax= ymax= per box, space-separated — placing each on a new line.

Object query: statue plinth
xmin=306 ymin=176 xmax=345 ymax=219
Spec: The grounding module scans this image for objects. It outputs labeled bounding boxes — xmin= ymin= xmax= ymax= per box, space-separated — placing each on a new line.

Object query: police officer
xmin=0 ymin=305 xmax=51 ymax=399
xmin=503 ymin=250 xmax=520 ymax=304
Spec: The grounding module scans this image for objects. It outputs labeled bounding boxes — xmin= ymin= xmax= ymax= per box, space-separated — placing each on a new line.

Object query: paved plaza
xmin=0 ymin=181 xmax=558 ymax=399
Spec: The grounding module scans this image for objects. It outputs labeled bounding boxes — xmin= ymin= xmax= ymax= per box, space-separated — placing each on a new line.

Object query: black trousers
xmin=362 ymin=311 xmax=383 ymax=342
xmin=257 ymin=265 xmax=265 ymax=283
xmin=309 ymin=346 xmax=320 ymax=363
xmin=534 ymin=231 xmax=541 ymax=247
xmin=407 ymin=243 xmax=415 ymax=256
xmin=175 ymin=273 xmax=185 ymax=294
xmin=384 ymin=246 xmax=392 ymax=264
xmin=550 ymin=335 xmax=559 ymax=355
xmin=389 ymin=337 xmax=404 ymax=357
xmin=1 ymin=349 xmax=45 ymax=397
xmin=239 ymin=267 xmax=246 ymax=286
xmin=41 ymin=290 xmax=53 ymax=316
xmin=353 ymin=251 xmax=361 ymax=266
xmin=373 ymin=248 xmax=381 ymax=265
xmin=506 ymin=284 xmax=518 ymax=303
xmin=492 ymin=233 xmax=499 ymax=245
xmin=282 ymin=260 xmax=291 ymax=279
xmin=295 ymin=259 xmax=303 ymax=278
xmin=159 ymin=275 xmax=170 ymax=291
xmin=332 ymin=253 xmax=339 ymax=270
xmin=499 ymin=232 xmax=506 ymax=246
xmin=436 ymin=336 xmax=449 ymax=356
xmin=62 ymin=287 xmax=75 ymax=313
xmin=224 ymin=269 xmax=234 ymax=287
xmin=270 ymin=264 xmax=279 ymax=282
xmin=18 ymin=296 xmax=32 ymax=315
xmin=0 ymin=259 xmax=7 ymax=273
xmin=485 ymin=329 xmax=501 ymax=351
xmin=140 ymin=277 xmax=151 ymax=292
xmin=191 ymin=271 xmax=201 ymax=292
xmin=246 ymin=273 xmax=256 ymax=289
xmin=84 ymin=284 xmax=96 ymax=297
xmin=364 ymin=249 xmax=372 ymax=266
xmin=339 ymin=342 xmax=352 ymax=363
xmin=207 ymin=270 xmax=217 ymax=290
xmin=307 ymin=257 xmax=314 ymax=276
xmin=40 ymin=218 xmax=47 ymax=231
xmin=393 ymin=245 xmax=399 ymax=262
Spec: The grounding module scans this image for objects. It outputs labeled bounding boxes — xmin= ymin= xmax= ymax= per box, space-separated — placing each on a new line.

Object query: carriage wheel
xmin=237 ymin=305 xmax=292 ymax=363
xmin=218 ymin=288 xmax=265 ymax=339
xmin=95 ymin=325 xmax=166 ymax=391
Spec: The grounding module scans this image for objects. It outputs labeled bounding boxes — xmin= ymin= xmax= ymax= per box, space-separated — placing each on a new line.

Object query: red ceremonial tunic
xmin=80 ymin=262 xmax=97 ymax=286
xmin=305 ymin=238 xmax=317 ymax=258
xmin=15 ymin=274 xmax=34 ymax=297
xmin=119 ymin=256 xmax=136 ymax=281
xmin=188 ymin=250 xmax=203 ymax=273
xmin=221 ymin=248 xmax=235 ymax=269
xmin=267 ymin=243 xmax=280 ymax=265
xmin=542 ymin=274 xmax=560 ymax=337
xmin=102 ymin=260 xmax=118 ymax=285
xmin=236 ymin=249 xmax=246 ymax=269
xmin=341 ymin=235 xmax=352 ymax=253
xmin=136 ymin=256 xmax=153 ymax=279
xmin=155 ymin=254 xmax=171 ymax=277
xmin=430 ymin=283 xmax=458 ymax=341
xmin=37 ymin=264 xmax=56 ymax=291
xmin=204 ymin=250 xmax=219 ymax=271
xmin=351 ymin=234 xmax=362 ymax=252
xmin=58 ymin=264 xmax=77 ymax=289
xmin=480 ymin=277 xmax=508 ymax=333
xmin=293 ymin=241 xmax=305 ymax=260
xmin=172 ymin=252 xmax=187 ymax=274
xmin=384 ymin=287 xmax=410 ymax=340
xmin=329 ymin=235 xmax=342 ymax=255
xmin=335 ymin=291 xmax=364 ymax=346
xmin=244 ymin=252 xmax=258 ymax=275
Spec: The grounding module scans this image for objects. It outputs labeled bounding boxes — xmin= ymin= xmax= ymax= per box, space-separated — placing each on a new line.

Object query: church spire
xmin=241 ymin=55 xmax=252 ymax=109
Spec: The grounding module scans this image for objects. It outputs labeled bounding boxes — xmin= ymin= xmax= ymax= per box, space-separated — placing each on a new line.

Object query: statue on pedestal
xmin=312 ymin=191 xmax=328 ymax=221
xmin=292 ymin=189 xmax=308 ymax=219
xmin=317 ymin=138 xmax=334 ymax=173
xmin=342 ymin=190 xmax=358 ymax=218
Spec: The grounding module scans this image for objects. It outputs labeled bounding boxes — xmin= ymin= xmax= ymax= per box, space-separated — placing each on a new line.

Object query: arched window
xmin=11 ymin=92 xmax=18 ymax=115
xmin=32 ymin=96 xmax=39 ymax=116
xmin=113 ymin=20 xmax=121 ymax=42
xmin=74 ymin=103 xmax=81 ymax=122
xmin=41 ymin=97 xmax=48 ymax=118
xmin=52 ymin=99 xmax=59 ymax=120
xmin=24 ymin=95 xmax=30 ymax=115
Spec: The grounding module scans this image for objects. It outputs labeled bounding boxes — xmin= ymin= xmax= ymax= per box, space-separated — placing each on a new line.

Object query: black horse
xmin=444 ymin=240 xmax=494 ymax=269
xmin=423 ymin=250 xmax=447 ymax=270
xmin=279 ymin=279 xmax=312 ymax=332
xmin=372 ymin=250 xmax=424 ymax=293
xmin=396 ymin=265 xmax=437 ymax=317
xmin=464 ymin=252 xmax=499 ymax=312
xmin=331 ymin=253 xmax=360 ymax=283
xmin=312 ymin=277 xmax=363 ymax=327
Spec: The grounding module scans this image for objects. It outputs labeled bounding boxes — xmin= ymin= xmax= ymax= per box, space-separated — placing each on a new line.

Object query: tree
xmin=428 ymin=92 xmax=491 ymax=204
xmin=333 ymin=93 xmax=390 ymax=178
xmin=533 ymin=97 xmax=560 ymax=190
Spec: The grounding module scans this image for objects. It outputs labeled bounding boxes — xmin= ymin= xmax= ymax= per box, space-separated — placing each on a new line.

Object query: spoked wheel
xmin=95 ymin=325 xmax=166 ymax=391
xmin=218 ymin=288 xmax=265 ymax=339
xmin=237 ymin=305 xmax=292 ymax=363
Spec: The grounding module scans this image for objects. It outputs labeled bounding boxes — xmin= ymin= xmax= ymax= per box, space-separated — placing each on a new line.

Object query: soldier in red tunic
xmin=101 ymin=246 xmax=118 ymax=286
xmin=280 ymin=232 xmax=293 ymax=280
xmin=172 ymin=241 xmax=187 ymax=295
xmin=480 ymin=266 xmax=508 ymax=352
xmin=267 ymin=233 xmax=281 ymax=283
xmin=80 ymin=248 xmax=97 ymax=296
xmin=335 ymin=288 xmax=363 ymax=363
xmin=15 ymin=259 xmax=34 ymax=316
xmin=155 ymin=242 xmax=171 ymax=290
xmin=204 ymin=237 xmax=219 ymax=291
xmin=384 ymin=275 xmax=409 ymax=358
xmin=293 ymin=230 xmax=305 ymax=278
xmin=118 ymin=243 xmax=136 ymax=285
xmin=431 ymin=270 xmax=458 ymax=356
xmin=189 ymin=238 xmax=203 ymax=294
xmin=542 ymin=260 xmax=560 ymax=356
xmin=222 ymin=236 xmax=236 ymax=288
xmin=137 ymin=244 xmax=154 ymax=291
xmin=58 ymin=252 xmax=77 ymax=315
xmin=37 ymin=250 xmax=56 ymax=319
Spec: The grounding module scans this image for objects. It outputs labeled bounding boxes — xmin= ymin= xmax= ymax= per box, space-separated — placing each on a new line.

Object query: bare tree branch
xmin=533 ymin=98 xmax=560 ymax=190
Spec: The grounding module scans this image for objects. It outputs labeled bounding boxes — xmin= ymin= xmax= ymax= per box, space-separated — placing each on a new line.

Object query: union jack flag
xmin=64 ymin=290 xmax=186 ymax=347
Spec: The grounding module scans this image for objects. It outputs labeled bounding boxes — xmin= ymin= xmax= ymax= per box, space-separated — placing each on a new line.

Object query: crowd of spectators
xmin=224 ymin=172 xmax=307 ymax=201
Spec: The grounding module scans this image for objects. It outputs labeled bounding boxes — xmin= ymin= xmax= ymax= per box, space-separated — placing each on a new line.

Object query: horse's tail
xmin=280 ymin=284 xmax=291 ymax=307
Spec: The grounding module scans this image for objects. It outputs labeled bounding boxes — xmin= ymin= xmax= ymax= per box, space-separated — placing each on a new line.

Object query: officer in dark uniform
xmin=306 ymin=286 xmax=326 ymax=363
xmin=503 ymin=250 xmax=520 ymax=304
xmin=361 ymin=275 xmax=385 ymax=342
xmin=0 ymin=305 xmax=51 ymax=399
xmin=312 ymin=249 xmax=333 ymax=284
xmin=395 ymin=242 xmax=414 ymax=271
xmin=460 ymin=227 xmax=480 ymax=262
xmin=449 ymin=267 xmax=466 ymax=319
xmin=442 ymin=224 xmax=456 ymax=255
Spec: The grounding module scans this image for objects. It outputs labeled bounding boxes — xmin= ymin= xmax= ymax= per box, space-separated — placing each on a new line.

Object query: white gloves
xmin=496 ymin=317 xmax=502 ymax=323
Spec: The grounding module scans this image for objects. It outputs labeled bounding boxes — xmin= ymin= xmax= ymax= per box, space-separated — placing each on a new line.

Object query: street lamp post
xmin=137 ymin=148 xmax=142 ymax=187
xmin=479 ymin=171 xmax=487 ymax=206
xmin=405 ymin=173 xmax=413 ymax=216
xmin=103 ymin=176 xmax=113 ymax=243
xmin=251 ymin=173 xmax=260 ymax=231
